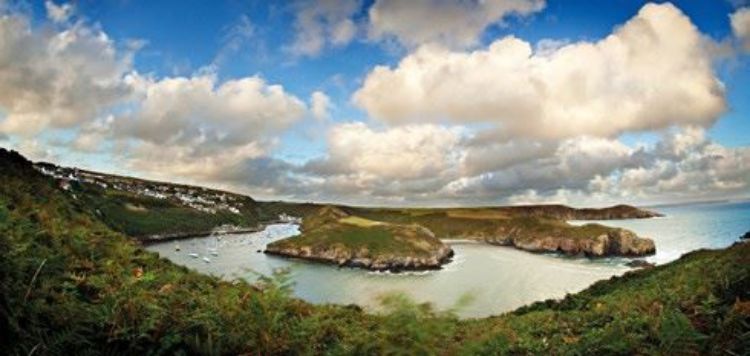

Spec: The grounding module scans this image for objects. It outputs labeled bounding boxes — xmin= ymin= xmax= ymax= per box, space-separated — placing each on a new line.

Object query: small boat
xmin=188 ymin=253 xmax=199 ymax=258
xmin=210 ymin=250 xmax=219 ymax=256
xmin=175 ymin=244 xmax=181 ymax=251
xmin=202 ymin=257 xmax=211 ymax=263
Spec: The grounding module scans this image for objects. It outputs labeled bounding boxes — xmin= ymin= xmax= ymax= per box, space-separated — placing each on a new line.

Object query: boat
xmin=202 ymin=257 xmax=211 ymax=263
xmin=188 ymin=253 xmax=199 ymax=258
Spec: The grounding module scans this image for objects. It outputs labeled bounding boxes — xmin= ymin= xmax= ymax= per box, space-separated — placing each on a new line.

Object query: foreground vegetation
xmin=1 ymin=148 xmax=748 ymax=354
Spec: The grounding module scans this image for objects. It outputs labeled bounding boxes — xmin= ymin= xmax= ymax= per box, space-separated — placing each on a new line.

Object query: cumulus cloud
xmin=296 ymin=123 xmax=748 ymax=206
xmin=115 ymin=73 xmax=305 ymax=146
xmin=368 ymin=0 xmax=544 ymax=48
xmin=288 ymin=0 xmax=361 ymax=57
xmin=45 ymin=1 xmax=74 ymax=23
xmin=355 ymin=3 xmax=726 ymax=139
xmin=731 ymin=7 xmax=750 ymax=51
xmin=0 ymin=14 xmax=132 ymax=135
xmin=504 ymin=130 xmax=744 ymax=206
xmin=0 ymin=7 xmax=311 ymax=193
xmin=305 ymin=122 xmax=464 ymax=181
xmin=99 ymin=72 xmax=307 ymax=187
xmin=310 ymin=91 xmax=332 ymax=120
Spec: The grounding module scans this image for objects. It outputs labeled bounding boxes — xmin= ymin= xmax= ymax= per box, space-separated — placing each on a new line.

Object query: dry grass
xmin=339 ymin=215 xmax=385 ymax=227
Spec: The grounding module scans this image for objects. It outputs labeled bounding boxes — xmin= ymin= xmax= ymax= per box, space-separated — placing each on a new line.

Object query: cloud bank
xmin=355 ymin=3 xmax=726 ymax=139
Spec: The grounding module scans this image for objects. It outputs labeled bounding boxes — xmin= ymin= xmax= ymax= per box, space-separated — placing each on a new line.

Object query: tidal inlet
xmin=1 ymin=1 xmax=749 ymax=354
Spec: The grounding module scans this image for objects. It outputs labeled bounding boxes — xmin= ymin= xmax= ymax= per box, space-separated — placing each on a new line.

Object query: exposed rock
xmin=626 ymin=260 xmax=656 ymax=269
xmin=486 ymin=227 xmax=655 ymax=257
xmin=741 ymin=231 xmax=750 ymax=240
xmin=265 ymin=244 xmax=454 ymax=272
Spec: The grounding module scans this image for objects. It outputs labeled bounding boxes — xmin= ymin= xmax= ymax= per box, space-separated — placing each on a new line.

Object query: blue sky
xmin=1 ymin=0 xmax=749 ymax=206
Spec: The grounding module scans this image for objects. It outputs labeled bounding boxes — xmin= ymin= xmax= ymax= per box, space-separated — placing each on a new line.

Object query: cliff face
xmin=265 ymin=242 xmax=454 ymax=272
xmin=485 ymin=228 xmax=656 ymax=257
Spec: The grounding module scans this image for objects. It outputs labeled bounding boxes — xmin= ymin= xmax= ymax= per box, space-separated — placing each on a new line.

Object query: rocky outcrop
xmin=265 ymin=244 xmax=454 ymax=272
xmin=741 ymin=231 xmax=750 ymax=240
xmin=626 ymin=259 xmax=656 ymax=269
xmin=483 ymin=228 xmax=655 ymax=257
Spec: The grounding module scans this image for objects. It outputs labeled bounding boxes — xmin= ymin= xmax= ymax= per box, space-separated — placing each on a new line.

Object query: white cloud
xmin=0 ymin=14 xmax=132 ymax=135
xmin=298 ymin=123 xmax=749 ymax=206
xmin=45 ymin=1 xmax=74 ymax=23
xmin=306 ymin=122 xmax=464 ymax=181
xmin=310 ymin=91 xmax=332 ymax=120
xmin=368 ymin=0 xmax=545 ymax=48
xmin=288 ymin=0 xmax=362 ymax=57
xmin=731 ymin=7 xmax=750 ymax=51
xmin=115 ymin=73 xmax=305 ymax=145
xmin=105 ymin=72 xmax=307 ymax=183
xmin=355 ymin=3 xmax=726 ymax=139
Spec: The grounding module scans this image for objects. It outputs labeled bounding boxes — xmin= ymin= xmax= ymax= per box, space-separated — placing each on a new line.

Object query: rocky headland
xmin=488 ymin=228 xmax=655 ymax=256
xmin=265 ymin=207 xmax=455 ymax=272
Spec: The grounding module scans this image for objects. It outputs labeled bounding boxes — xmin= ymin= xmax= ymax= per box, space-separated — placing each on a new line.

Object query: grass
xmin=1 ymin=148 xmax=748 ymax=354
xmin=339 ymin=216 xmax=385 ymax=227
xmin=268 ymin=208 xmax=444 ymax=258
xmin=349 ymin=209 xmax=618 ymax=242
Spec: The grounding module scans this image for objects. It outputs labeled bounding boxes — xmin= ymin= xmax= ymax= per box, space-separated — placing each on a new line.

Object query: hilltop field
xmin=1 ymin=148 xmax=748 ymax=354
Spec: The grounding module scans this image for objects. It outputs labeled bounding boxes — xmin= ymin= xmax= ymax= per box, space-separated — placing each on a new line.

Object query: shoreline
xmin=138 ymin=220 xmax=291 ymax=245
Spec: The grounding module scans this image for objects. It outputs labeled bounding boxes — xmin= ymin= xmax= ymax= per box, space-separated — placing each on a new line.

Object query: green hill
xmin=1 ymin=148 xmax=748 ymax=354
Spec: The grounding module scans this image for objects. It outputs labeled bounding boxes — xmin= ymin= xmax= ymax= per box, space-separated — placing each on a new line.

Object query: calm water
xmin=146 ymin=202 xmax=750 ymax=318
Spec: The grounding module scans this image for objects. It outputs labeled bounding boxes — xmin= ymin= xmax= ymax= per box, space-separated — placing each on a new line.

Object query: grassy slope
xmin=348 ymin=208 xmax=617 ymax=243
xmin=72 ymin=179 xmax=263 ymax=238
xmin=267 ymin=207 xmax=445 ymax=258
xmin=2 ymin=149 xmax=748 ymax=354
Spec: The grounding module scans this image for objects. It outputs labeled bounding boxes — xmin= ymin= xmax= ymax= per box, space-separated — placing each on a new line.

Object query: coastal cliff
xmin=265 ymin=240 xmax=454 ymax=271
xmin=484 ymin=226 xmax=655 ymax=257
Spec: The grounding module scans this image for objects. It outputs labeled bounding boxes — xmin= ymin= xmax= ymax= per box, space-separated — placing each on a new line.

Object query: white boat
xmin=210 ymin=250 xmax=219 ymax=256
xmin=175 ymin=244 xmax=181 ymax=251
xmin=188 ymin=253 xmax=199 ymax=258
xmin=202 ymin=257 xmax=211 ymax=263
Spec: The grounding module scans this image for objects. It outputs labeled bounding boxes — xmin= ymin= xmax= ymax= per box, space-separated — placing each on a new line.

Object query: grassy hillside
xmin=266 ymin=206 xmax=453 ymax=271
xmin=2 ymin=148 xmax=748 ymax=354
xmin=35 ymin=162 xmax=267 ymax=239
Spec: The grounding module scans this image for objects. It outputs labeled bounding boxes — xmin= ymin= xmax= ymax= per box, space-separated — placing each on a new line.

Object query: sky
xmin=0 ymin=0 xmax=749 ymax=207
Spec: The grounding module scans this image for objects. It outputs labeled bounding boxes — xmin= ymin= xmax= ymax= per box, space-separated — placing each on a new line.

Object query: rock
xmin=741 ymin=231 xmax=750 ymax=240
xmin=264 ymin=241 xmax=454 ymax=272
xmin=626 ymin=260 xmax=655 ymax=269
xmin=501 ymin=227 xmax=654 ymax=258
xmin=607 ymin=229 xmax=656 ymax=256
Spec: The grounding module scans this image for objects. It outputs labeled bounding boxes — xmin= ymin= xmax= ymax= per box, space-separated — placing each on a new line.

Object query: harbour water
xmin=146 ymin=201 xmax=750 ymax=318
